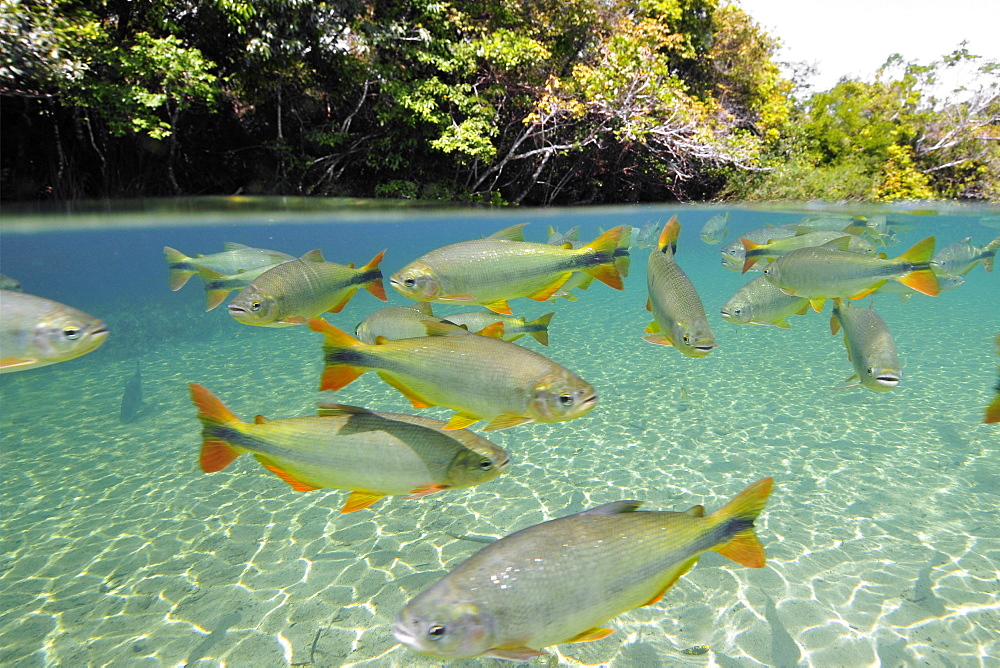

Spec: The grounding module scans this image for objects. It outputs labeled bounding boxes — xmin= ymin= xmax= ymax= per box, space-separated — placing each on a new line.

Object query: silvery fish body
xmin=355 ymin=306 xmax=464 ymax=344
xmin=442 ymin=311 xmax=554 ymax=345
xmin=310 ymin=319 xmax=596 ymax=431
xmin=699 ymin=211 xmax=729 ymax=244
xmin=164 ymin=242 xmax=295 ymax=290
xmin=189 ymin=384 xmax=510 ymax=513
xmin=830 ymin=301 xmax=901 ymax=392
xmin=228 ymin=249 xmax=386 ymax=326
xmin=932 ymin=236 xmax=999 ymax=277
xmin=740 ymin=230 xmax=876 ymax=272
xmin=720 ymin=275 xmax=810 ymax=328
xmin=721 ymin=226 xmax=796 ymax=272
xmin=644 ymin=217 xmax=716 ymax=357
xmin=0 ymin=290 xmax=108 ymax=373
xmin=196 ymin=261 xmax=293 ymax=311
xmin=394 ymin=478 xmax=773 ymax=661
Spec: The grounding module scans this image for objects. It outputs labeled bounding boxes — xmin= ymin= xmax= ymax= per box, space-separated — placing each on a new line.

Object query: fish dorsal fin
xmin=685 ymin=504 xmax=705 ymax=517
xmin=488 ymin=222 xmax=529 ymax=241
xmin=300 ymin=249 xmax=326 ymax=262
xmin=317 ymin=403 xmax=370 ymax=417
xmin=374 ymin=335 xmax=391 ymax=345
xmin=423 ymin=320 xmax=468 ymax=337
xmin=222 ymin=242 xmax=252 ymax=251
xmin=580 ymin=500 xmax=644 ymax=516
xmin=825 ymin=236 xmax=853 ymax=252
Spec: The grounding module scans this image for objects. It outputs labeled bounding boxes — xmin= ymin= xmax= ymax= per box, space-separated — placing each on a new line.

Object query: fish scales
xmin=830 ymin=301 xmax=901 ymax=392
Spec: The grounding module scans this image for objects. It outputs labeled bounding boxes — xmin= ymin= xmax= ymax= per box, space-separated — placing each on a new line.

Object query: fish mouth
xmin=874 ymin=373 xmax=901 ymax=388
xmin=392 ymin=617 xmax=418 ymax=648
xmin=227 ymin=305 xmax=248 ymax=316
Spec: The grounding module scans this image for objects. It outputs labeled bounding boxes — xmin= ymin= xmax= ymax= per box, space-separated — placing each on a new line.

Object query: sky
xmin=736 ymin=0 xmax=1000 ymax=94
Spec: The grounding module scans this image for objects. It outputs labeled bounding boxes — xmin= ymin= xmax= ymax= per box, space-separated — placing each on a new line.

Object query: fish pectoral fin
xmin=642 ymin=334 xmax=673 ymax=346
xmin=713 ymin=529 xmax=766 ymax=568
xmin=377 ymin=372 xmax=436 ymax=409
xmin=481 ymin=299 xmax=513 ymax=315
xmin=645 ymin=297 xmax=652 ymax=312
xmin=341 ymin=491 xmax=385 ymax=513
xmin=406 ymin=484 xmax=447 ymax=499
xmin=847 ymin=283 xmax=883 ymax=301
xmin=254 ymin=456 xmax=321 ymax=492
xmin=483 ymin=414 xmax=533 ymax=431
xmin=444 ymin=413 xmax=480 ymax=430
xmin=644 ymin=321 xmax=661 ymax=334
xmin=808 ymin=297 xmax=825 ymax=312
xmin=486 ymin=647 xmax=548 ymax=661
xmin=775 ymin=320 xmax=791 ymax=329
xmin=527 ymin=274 xmax=572 ymax=302
xmin=278 ymin=315 xmax=309 ymax=325
xmin=565 ymin=627 xmax=615 ymax=644
xmin=327 ymin=289 xmax=360 ymax=314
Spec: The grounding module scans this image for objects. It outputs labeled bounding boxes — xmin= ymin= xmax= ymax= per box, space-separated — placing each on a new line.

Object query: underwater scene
xmin=1 ymin=201 xmax=998 ymax=667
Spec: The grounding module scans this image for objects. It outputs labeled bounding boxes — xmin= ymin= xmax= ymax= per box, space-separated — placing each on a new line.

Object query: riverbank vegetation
xmin=2 ymin=0 xmax=997 ymax=203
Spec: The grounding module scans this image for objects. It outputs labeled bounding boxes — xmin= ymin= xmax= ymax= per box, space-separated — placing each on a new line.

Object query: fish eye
xmin=559 ymin=393 xmax=574 ymax=407
xmin=867 ymin=366 xmax=875 ymax=375
xmin=426 ymin=624 xmax=446 ymax=641
xmin=403 ymin=277 xmax=416 ymax=288
xmin=478 ymin=458 xmax=494 ymax=471
xmin=682 ymin=334 xmax=691 ymax=343
xmin=62 ymin=326 xmax=82 ymax=340
xmin=250 ymin=301 xmax=261 ymax=311
xmin=732 ymin=308 xmax=742 ymax=316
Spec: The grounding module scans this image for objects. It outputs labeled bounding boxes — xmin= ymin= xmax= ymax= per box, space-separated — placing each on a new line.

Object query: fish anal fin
xmin=483 ymin=414 xmax=532 ymax=431
xmin=327 ymin=289 xmax=360 ymax=314
xmin=406 ymin=484 xmax=446 ymax=499
xmin=643 ymin=555 xmax=700 ymax=606
xmin=255 ymin=457 xmax=320 ymax=492
xmin=481 ymin=299 xmax=513 ymax=315
xmin=528 ymin=274 xmax=572 ymax=301
xmin=808 ymin=297 xmax=826 ymax=312
xmin=377 ymin=372 xmax=436 ymax=409
xmin=566 ymin=627 xmax=615 ymax=644
xmin=444 ymin=413 xmax=480 ymax=430
xmin=341 ymin=491 xmax=384 ymax=513
xmin=775 ymin=320 xmax=791 ymax=329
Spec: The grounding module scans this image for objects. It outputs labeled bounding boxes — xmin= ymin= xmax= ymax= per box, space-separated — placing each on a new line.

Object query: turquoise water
xmin=1 ymin=201 xmax=998 ymax=667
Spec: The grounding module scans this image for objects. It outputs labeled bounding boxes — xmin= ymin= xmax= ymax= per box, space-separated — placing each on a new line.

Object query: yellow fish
xmin=762 ymin=236 xmax=939 ymax=312
xmin=189 ymin=384 xmax=510 ymax=513
xmin=228 ymin=249 xmax=387 ymax=326
xmin=644 ymin=216 xmax=716 ymax=357
xmin=394 ymin=477 xmax=773 ymax=661
xmin=390 ymin=225 xmax=630 ymax=314
xmin=830 ymin=299 xmax=901 ymax=392
xmin=0 ymin=290 xmax=108 ymax=373
xmin=309 ymin=318 xmax=596 ymax=431
xmin=442 ymin=311 xmax=554 ymax=346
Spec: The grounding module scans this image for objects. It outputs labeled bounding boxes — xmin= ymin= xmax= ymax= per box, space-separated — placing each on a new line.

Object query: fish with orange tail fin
xmin=394 ymin=477 xmax=773 ymax=661
xmin=309 ymin=318 xmax=596 ymax=431
xmin=227 ymin=249 xmax=387 ymax=326
xmin=390 ymin=224 xmax=630 ymax=314
xmin=763 ymin=236 xmax=939 ymax=313
xmin=187 ymin=384 xmax=509 ymax=513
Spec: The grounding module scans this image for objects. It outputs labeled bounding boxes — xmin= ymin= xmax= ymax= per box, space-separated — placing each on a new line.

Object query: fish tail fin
xmin=657 ymin=216 xmax=680 ymax=255
xmin=195 ymin=266 xmax=230 ymax=311
xmin=982 ymin=237 xmax=999 ymax=272
xmin=581 ymin=226 xmax=629 ymax=290
xmin=709 ymin=477 xmax=773 ymax=568
xmin=361 ymin=250 xmax=388 ymax=301
xmin=739 ymin=238 xmax=762 ymax=273
xmin=308 ymin=318 xmax=368 ymax=391
xmin=164 ymin=246 xmax=195 ymax=290
xmin=188 ymin=383 xmax=244 ymax=472
xmin=528 ymin=312 xmax=554 ymax=345
xmin=985 ymin=393 xmax=1000 ymax=424
xmin=896 ymin=269 xmax=940 ymax=296
xmin=894 ymin=236 xmax=936 ymax=265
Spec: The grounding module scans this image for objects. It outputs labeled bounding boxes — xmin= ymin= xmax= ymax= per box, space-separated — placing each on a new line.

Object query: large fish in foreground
xmin=390 ymin=225 xmax=630 ymax=315
xmin=830 ymin=299 xmax=901 ymax=392
xmin=644 ymin=216 xmax=716 ymax=357
xmin=189 ymin=384 xmax=510 ymax=512
xmin=228 ymin=249 xmax=387 ymax=326
xmin=309 ymin=318 xmax=596 ymax=431
xmin=762 ymin=236 xmax=939 ymax=312
xmin=0 ymin=290 xmax=108 ymax=373
xmin=163 ymin=242 xmax=295 ymax=291
xmin=394 ymin=477 xmax=773 ymax=661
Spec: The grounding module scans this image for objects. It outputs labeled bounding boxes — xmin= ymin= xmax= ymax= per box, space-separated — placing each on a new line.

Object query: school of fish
xmin=2 ymin=209 xmax=995 ymax=663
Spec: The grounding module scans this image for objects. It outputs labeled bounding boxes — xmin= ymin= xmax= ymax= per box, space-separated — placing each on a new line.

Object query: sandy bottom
xmin=2 ymin=253 xmax=999 ymax=667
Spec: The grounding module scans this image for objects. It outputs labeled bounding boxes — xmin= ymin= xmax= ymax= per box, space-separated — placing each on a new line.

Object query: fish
xmin=931 ymin=236 xmax=999 ymax=277
xmin=195 ymin=261 xmax=292 ymax=311
xmin=986 ymin=334 xmax=1000 ymax=424
xmin=390 ymin=225 xmax=630 ymax=315
xmin=309 ymin=318 xmax=597 ymax=431
xmin=739 ymin=230 xmax=876 ymax=273
xmin=633 ymin=221 xmax=660 ymax=249
xmin=442 ymin=311 xmax=554 ymax=345
xmin=120 ymin=360 xmax=145 ymax=423
xmin=355 ymin=306 xmax=469 ymax=344
xmin=228 ymin=249 xmax=387 ymax=326
xmin=0 ymin=290 xmax=109 ymax=373
xmin=699 ymin=211 xmax=729 ymax=244
xmin=188 ymin=384 xmax=510 ymax=513
xmin=720 ymin=275 xmax=810 ymax=329
xmin=874 ymin=274 xmax=964 ymax=302
xmin=0 ymin=273 xmax=21 ymax=291
xmin=644 ymin=216 xmax=716 ymax=357
xmin=163 ymin=242 xmax=295 ymax=291
xmin=762 ymin=236 xmax=939 ymax=312
xmin=720 ymin=226 xmax=797 ymax=272
xmin=546 ymin=225 xmax=581 ymax=247
xmin=829 ymin=299 xmax=901 ymax=392
xmin=393 ymin=477 xmax=773 ymax=661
